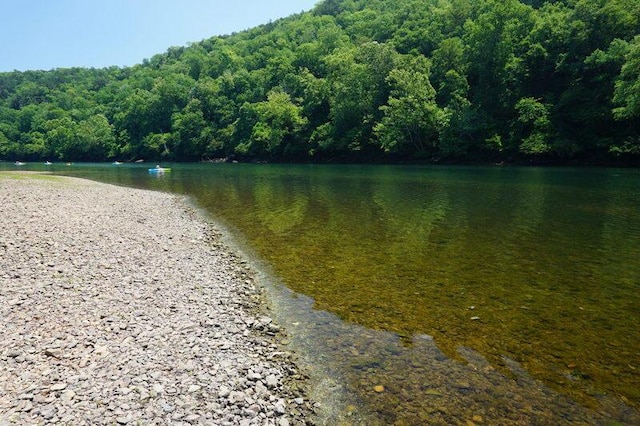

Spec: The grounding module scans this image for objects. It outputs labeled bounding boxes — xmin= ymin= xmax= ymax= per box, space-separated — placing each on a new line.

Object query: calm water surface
xmin=5 ymin=162 xmax=639 ymax=424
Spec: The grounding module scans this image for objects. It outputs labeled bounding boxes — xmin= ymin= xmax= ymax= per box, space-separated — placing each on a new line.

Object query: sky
xmin=0 ymin=0 xmax=319 ymax=72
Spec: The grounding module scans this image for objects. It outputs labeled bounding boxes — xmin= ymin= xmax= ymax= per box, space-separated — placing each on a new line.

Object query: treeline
xmin=0 ymin=0 xmax=638 ymax=164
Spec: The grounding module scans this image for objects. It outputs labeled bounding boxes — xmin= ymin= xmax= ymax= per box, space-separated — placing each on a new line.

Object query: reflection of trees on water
xmin=216 ymin=166 xmax=640 ymax=411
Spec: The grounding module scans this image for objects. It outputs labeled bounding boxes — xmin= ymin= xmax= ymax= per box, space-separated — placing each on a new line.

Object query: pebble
xmin=218 ymin=386 xmax=231 ymax=398
xmin=0 ymin=175 xmax=315 ymax=425
xmin=266 ymin=375 xmax=279 ymax=388
xmin=275 ymin=399 xmax=287 ymax=415
xmin=229 ymin=391 xmax=246 ymax=404
xmin=40 ymin=405 xmax=57 ymax=420
xmin=279 ymin=418 xmax=291 ymax=426
xmin=60 ymin=390 xmax=76 ymax=402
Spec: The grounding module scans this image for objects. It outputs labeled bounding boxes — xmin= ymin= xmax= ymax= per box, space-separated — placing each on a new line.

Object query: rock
xmin=44 ymin=349 xmax=62 ymax=358
xmin=60 ymin=390 xmax=76 ymax=402
xmin=275 ymin=399 xmax=286 ymax=415
xmin=50 ymin=383 xmax=67 ymax=391
xmin=116 ymin=416 xmax=130 ymax=424
xmin=244 ymin=404 xmax=261 ymax=417
xmin=266 ymin=375 xmax=279 ymax=388
xmin=247 ymin=372 xmax=262 ymax=381
xmin=279 ymin=418 xmax=290 ymax=426
xmin=6 ymin=349 xmax=21 ymax=358
xmin=185 ymin=414 xmax=200 ymax=423
xmin=255 ymin=381 xmax=268 ymax=396
xmin=268 ymin=324 xmax=281 ymax=333
xmin=229 ymin=391 xmax=246 ymax=404
xmin=218 ymin=386 xmax=231 ymax=398
xmin=40 ymin=404 xmax=57 ymax=419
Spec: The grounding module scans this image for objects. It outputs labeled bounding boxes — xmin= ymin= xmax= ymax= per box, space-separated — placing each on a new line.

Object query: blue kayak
xmin=148 ymin=167 xmax=171 ymax=173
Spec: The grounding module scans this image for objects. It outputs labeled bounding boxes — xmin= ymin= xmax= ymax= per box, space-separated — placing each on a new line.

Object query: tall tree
xmin=374 ymin=56 xmax=444 ymax=157
xmin=235 ymin=89 xmax=307 ymax=159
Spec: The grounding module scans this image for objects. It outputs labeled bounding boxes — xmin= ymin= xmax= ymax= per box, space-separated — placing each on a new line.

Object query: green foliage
xmin=235 ymin=90 xmax=308 ymax=159
xmin=514 ymin=97 xmax=552 ymax=154
xmin=375 ymin=56 xmax=444 ymax=156
xmin=44 ymin=114 xmax=116 ymax=161
xmin=0 ymin=0 xmax=638 ymax=164
xmin=613 ymin=36 xmax=640 ymax=120
xmin=323 ymin=42 xmax=399 ymax=154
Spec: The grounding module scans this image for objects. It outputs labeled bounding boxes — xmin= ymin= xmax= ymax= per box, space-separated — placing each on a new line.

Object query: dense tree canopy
xmin=0 ymin=0 xmax=638 ymax=164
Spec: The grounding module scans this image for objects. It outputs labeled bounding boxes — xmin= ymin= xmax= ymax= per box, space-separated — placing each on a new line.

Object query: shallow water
xmin=4 ymin=162 xmax=639 ymax=424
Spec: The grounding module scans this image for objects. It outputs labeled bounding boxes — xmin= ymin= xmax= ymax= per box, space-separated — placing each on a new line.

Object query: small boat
xmin=14 ymin=161 xmax=26 ymax=166
xmin=44 ymin=161 xmax=53 ymax=165
xmin=113 ymin=161 xmax=123 ymax=165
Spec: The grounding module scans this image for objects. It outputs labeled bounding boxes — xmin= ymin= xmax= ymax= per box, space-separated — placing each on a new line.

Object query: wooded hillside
xmin=1 ymin=0 xmax=638 ymax=164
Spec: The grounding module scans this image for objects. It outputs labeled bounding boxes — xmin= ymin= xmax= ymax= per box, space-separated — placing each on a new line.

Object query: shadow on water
xmin=3 ymin=161 xmax=639 ymax=424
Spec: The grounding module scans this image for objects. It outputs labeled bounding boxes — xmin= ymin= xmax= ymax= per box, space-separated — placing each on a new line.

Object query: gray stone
xmin=275 ymin=399 xmax=287 ymax=415
xmin=266 ymin=375 xmax=279 ymax=388
xmin=40 ymin=404 xmax=57 ymax=419
xmin=247 ymin=372 xmax=262 ymax=381
xmin=229 ymin=391 xmax=246 ymax=404
xmin=218 ymin=386 xmax=231 ymax=398
xmin=50 ymin=382 xmax=67 ymax=391
xmin=278 ymin=417 xmax=290 ymax=426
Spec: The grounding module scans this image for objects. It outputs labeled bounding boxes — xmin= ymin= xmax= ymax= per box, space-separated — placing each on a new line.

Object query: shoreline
xmin=0 ymin=172 xmax=315 ymax=425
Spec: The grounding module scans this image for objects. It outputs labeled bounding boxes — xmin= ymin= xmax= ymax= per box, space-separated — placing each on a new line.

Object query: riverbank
xmin=0 ymin=172 xmax=315 ymax=425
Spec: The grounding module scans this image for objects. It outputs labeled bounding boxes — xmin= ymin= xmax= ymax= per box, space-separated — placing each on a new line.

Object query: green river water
xmin=3 ymin=162 xmax=639 ymax=425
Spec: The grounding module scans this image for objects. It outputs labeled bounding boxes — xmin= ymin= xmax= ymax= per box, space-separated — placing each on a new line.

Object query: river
xmin=3 ymin=162 xmax=639 ymax=424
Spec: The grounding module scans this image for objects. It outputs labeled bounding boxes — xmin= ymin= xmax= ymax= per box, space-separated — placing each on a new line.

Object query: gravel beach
xmin=0 ymin=173 xmax=315 ymax=425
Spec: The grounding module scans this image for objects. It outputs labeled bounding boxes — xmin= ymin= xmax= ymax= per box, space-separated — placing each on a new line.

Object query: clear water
xmin=4 ymin=162 xmax=639 ymax=424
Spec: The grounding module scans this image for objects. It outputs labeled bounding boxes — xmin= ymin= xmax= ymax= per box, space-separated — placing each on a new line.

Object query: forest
xmin=0 ymin=0 xmax=638 ymax=165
